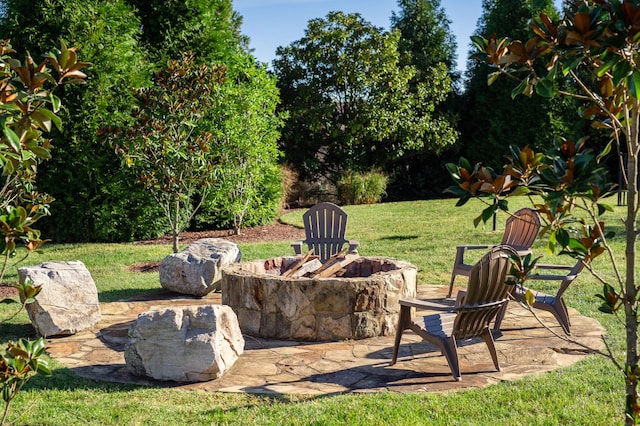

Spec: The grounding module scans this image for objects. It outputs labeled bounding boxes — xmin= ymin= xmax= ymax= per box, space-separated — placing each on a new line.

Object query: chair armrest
xmin=347 ymin=240 xmax=360 ymax=253
xmin=454 ymin=244 xmax=492 ymax=266
xmin=291 ymin=241 xmax=304 ymax=255
xmin=528 ymin=273 xmax=577 ymax=281
xmin=535 ymin=264 xmax=574 ymax=271
xmin=457 ymin=244 xmax=492 ymax=251
xmin=399 ymin=298 xmax=456 ymax=312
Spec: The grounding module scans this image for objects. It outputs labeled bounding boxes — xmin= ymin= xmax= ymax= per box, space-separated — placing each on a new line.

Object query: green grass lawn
xmin=0 ymin=198 xmax=626 ymax=425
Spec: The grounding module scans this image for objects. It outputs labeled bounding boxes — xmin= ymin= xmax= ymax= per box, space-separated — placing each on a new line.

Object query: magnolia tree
xmin=110 ymin=53 xmax=226 ymax=253
xmin=446 ymin=1 xmax=640 ymax=423
xmin=0 ymin=40 xmax=87 ymax=424
xmin=0 ymin=39 xmax=88 ymax=275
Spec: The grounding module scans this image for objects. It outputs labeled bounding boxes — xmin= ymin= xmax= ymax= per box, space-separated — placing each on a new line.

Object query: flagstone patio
xmin=46 ymin=285 xmax=604 ymax=395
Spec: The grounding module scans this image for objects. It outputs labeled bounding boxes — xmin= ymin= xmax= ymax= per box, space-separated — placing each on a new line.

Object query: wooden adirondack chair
xmin=391 ymin=246 xmax=515 ymax=381
xmin=448 ymin=208 xmax=540 ymax=297
xmin=291 ymin=202 xmax=359 ymax=263
xmin=494 ymin=260 xmax=585 ymax=335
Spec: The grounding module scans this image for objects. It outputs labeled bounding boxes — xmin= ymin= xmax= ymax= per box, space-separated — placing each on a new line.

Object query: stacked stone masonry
xmin=222 ymin=256 xmax=417 ymax=341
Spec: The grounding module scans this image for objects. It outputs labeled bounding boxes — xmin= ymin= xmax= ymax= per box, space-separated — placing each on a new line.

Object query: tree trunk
xmin=172 ymin=199 xmax=180 ymax=253
xmin=624 ymin=132 xmax=640 ymax=425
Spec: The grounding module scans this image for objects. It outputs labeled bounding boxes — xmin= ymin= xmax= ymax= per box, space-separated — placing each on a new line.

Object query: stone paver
xmin=45 ymin=285 xmax=604 ymax=394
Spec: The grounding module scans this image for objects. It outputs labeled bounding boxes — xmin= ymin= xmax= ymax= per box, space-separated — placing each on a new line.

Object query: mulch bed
xmin=0 ymin=285 xmax=18 ymax=300
xmin=129 ymin=221 xmax=305 ymax=273
xmin=135 ymin=221 xmax=304 ymax=246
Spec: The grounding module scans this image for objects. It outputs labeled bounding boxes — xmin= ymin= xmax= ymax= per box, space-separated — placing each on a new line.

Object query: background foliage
xmin=0 ymin=0 xmax=282 ymax=243
xmin=0 ymin=0 xmax=604 ymax=241
xmin=274 ymin=10 xmax=457 ymax=196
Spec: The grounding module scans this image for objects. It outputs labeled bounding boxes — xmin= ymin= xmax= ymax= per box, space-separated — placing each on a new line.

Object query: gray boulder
xmin=159 ymin=238 xmax=241 ymax=296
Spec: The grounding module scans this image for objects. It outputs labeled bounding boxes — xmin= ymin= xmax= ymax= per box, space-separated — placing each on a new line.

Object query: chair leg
xmin=390 ymin=305 xmax=412 ymax=365
xmin=553 ymin=300 xmax=572 ymax=335
xmin=439 ymin=336 xmax=461 ymax=381
xmin=480 ymin=328 xmax=501 ymax=372
xmin=447 ymin=274 xmax=456 ymax=298
xmin=493 ymin=300 xmax=508 ymax=332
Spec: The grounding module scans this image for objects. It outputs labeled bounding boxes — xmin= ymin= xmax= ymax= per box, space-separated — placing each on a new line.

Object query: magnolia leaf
xmin=38 ymin=108 xmax=62 ymax=131
xmin=628 ymin=69 xmax=640 ymax=99
xmin=509 ymin=186 xmax=531 ymax=196
xmin=597 ymin=55 xmax=620 ymax=78
xmin=511 ymin=77 xmax=530 ymax=99
xmin=30 ymin=110 xmax=52 ymax=132
xmin=455 ymin=195 xmax=471 ymax=207
xmin=597 ymin=203 xmax=614 ymax=214
xmin=597 ymin=140 xmax=612 ymax=163
xmin=445 ymin=162 xmax=460 ymax=179
xmin=524 ymin=289 xmax=535 ymax=306
xmin=598 ymin=304 xmax=614 ymax=314
xmin=555 ymin=228 xmax=570 ymax=248
xmin=561 ymin=55 xmax=583 ymax=76
xmin=459 ymin=157 xmax=472 ymax=171
xmin=612 ymin=60 xmax=632 ymax=86
xmin=49 ymin=93 xmax=61 ymax=113
xmin=568 ymin=238 xmax=588 ymax=254
xmin=481 ymin=205 xmax=496 ymax=223
xmin=470 ymin=35 xmax=488 ymax=51
xmin=3 ymin=127 xmax=21 ymax=152
xmin=30 ymin=146 xmax=51 ymax=160
xmin=37 ymin=360 xmax=52 ymax=376
xmin=535 ymin=78 xmax=555 ymax=97
xmin=591 ymin=120 xmax=611 ymax=130
xmin=487 ymin=71 xmax=501 ymax=86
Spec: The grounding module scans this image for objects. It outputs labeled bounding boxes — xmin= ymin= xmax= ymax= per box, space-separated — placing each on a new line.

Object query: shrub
xmin=195 ymin=163 xmax=283 ymax=232
xmin=337 ymin=170 xmax=388 ymax=205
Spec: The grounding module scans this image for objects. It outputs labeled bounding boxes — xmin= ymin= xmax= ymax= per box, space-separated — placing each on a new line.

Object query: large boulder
xmin=159 ymin=238 xmax=241 ymax=296
xmin=124 ymin=304 xmax=244 ymax=382
xmin=18 ymin=260 xmax=101 ymax=337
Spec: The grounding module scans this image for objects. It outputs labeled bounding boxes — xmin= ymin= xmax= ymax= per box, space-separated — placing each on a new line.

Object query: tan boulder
xmin=124 ymin=304 xmax=244 ymax=382
xmin=18 ymin=260 xmax=101 ymax=337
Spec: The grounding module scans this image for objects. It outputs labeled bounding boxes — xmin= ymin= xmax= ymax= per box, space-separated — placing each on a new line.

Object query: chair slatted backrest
xmin=501 ymin=208 xmax=540 ymax=251
xmin=302 ymin=202 xmax=349 ymax=262
xmin=453 ymin=246 xmax=514 ymax=340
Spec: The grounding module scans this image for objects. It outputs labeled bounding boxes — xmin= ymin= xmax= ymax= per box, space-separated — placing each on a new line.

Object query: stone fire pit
xmin=221 ymin=256 xmax=417 ymax=341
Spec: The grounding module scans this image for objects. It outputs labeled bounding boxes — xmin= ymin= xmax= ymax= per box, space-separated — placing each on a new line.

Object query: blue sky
xmin=233 ymin=0 xmax=562 ymax=73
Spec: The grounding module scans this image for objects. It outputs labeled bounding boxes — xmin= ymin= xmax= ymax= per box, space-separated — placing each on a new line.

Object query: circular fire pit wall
xmin=221 ymin=256 xmax=417 ymax=341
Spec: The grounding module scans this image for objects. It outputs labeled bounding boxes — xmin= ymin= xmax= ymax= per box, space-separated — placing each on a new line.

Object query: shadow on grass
xmin=0 ymin=322 xmax=38 ymax=342
xmin=22 ymin=365 xmax=148 ymax=392
xmin=379 ymin=235 xmax=419 ymax=241
xmin=99 ymin=287 xmax=168 ymax=303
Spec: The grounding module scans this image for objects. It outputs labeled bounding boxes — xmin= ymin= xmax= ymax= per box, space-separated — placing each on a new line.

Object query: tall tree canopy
xmin=274 ymin=11 xmax=457 ymax=189
xmin=391 ymin=0 xmax=457 ymax=80
xmin=0 ymin=0 xmax=283 ymax=242
xmin=389 ymin=0 xmax=460 ymax=199
xmin=460 ymin=0 xmax=563 ymax=170
xmin=126 ymin=0 xmax=247 ymax=64
xmin=0 ymin=0 xmax=159 ymax=242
